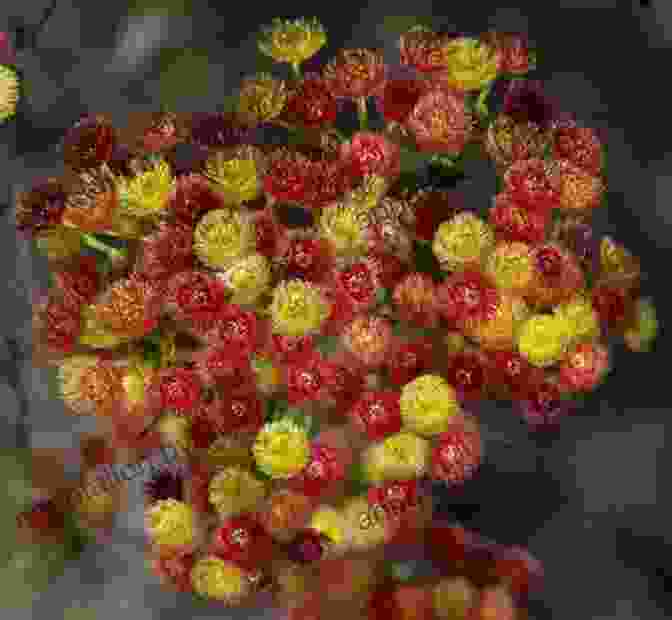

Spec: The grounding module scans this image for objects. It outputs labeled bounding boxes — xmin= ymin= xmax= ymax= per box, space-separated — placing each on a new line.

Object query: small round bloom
xmin=553 ymin=158 xmax=604 ymax=212
xmin=558 ymin=342 xmax=610 ymax=392
xmin=193 ymin=208 xmax=256 ymax=270
xmin=146 ymin=366 xmax=203 ymax=414
xmin=237 ymin=73 xmax=288 ymax=125
xmin=386 ymin=339 xmax=435 ymax=387
xmin=301 ymin=159 xmax=353 ymax=210
xmin=270 ymin=279 xmax=331 ymax=338
xmin=502 ymin=79 xmax=560 ymax=129
xmin=398 ymin=26 xmax=453 ymax=73
xmin=552 ymin=119 xmax=604 ymax=176
xmin=52 ymin=255 xmax=99 ymax=308
xmin=156 ymin=414 xmax=192 ymax=453
xmin=252 ymin=418 xmax=311 ymax=479
xmin=264 ymin=149 xmax=311 ymax=204
xmin=528 ymin=243 xmax=585 ymax=307
xmin=466 ymin=293 xmax=530 ymax=351
xmin=340 ymin=131 xmax=401 ymax=181
xmin=472 ymin=586 xmax=516 ymax=620
xmin=433 ymin=36 xmax=499 ymax=92
xmin=168 ymin=173 xmax=225 ymax=224
xmin=190 ymin=555 xmax=251 ymax=604
xmin=285 ymin=76 xmax=338 ymax=127
xmin=445 ymin=352 xmax=489 ymax=400
xmin=503 ymin=157 xmax=561 ymax=212
xmin=167 ymin=269 xmax=227 ymax=332
xmin=283 ymin=238 xmax=334 ymax=283
xmin=151 ymin=551 xmax=195 ymax=592
xmin=432 ymin=417 xmax=482 ymax=485
xmin=400 ymin=374 xmax=461 ymax=437
xmin=116 ymin=158 xmax=175 ymax=219
xmin=220 ymin=253 xmax=272 ymax=305
xmin=212 ymin=514 xmax=274 ymax=569
xmin=145 ymin=499 xmax=195 ymax=549
xmin=333 ymin=261 xmax=377 ymax=311
xmin=135 ymin=222 xmax=195 ymax=281
xmin=519 ymin=379 xmax=573 ymax=431
xmin=436 ymin=269 xmax=500 ymax=329
xmin=63 ymin=164 xmax=120 ymax=233
xmin=258 ymin=18 xmax=327 ymax=66
xmin=362 ymin=431 xmax=431 ymax=484
xmin=489 ymin=191 xmax=549 ymax=244
xmin=204 ymin=147 xmax=264 ymax=206
xmin=432 ymin=212 xmax=495 ymax=272
xmin=392 ymin=272 xmax=440 ymax=328
xmin=553 ymin=294 xmax=600 ymax=344
xmin=344 ymin=496 xmax=392 ymax=551
xmin=624 ymin=297 xmax=658 ymax=352
xmin=284 ymin=352 xmax=336 ymax=405
xmin=57 ymin=354 xmax=124 ymax=416
xmin=15 ymin=178 xmax=68 ymax=237
xmin=323 ymin=48 xmax=387 ymax=100
xmin=62 ymin=114 xmax=117 ymax=171
xmin=260 ymin=489 xmax=314 ymax=541
xmin=318 ymin=202 xmax=369 ymax=257
xmin=487 ymin=350 xmax=536 ymax=399
xmin=484 ymin=241 xmax=534 ymax=293
xmin=433 ymin=577 xmax=478 ymax=620
xmin=516 ymin=313 xmax=572 ymax=367
xmin=377 ymin=75 xmax=426 ymax=124
xmin=485 ymin=115 xmax=551 ymax=172
xmin=406 ymin=88 xmax=473 ymax=155
xmin=349 ymin=390 xmax=403 ymax=441
xmin=290 ymin=443 xmax=346 ymax=497
xmin=208 ymin=467 xmax=267 ymax=518
xmin=0 ymin=64 xmax=19 ymax=122
xmin=342 ymin=316 xmax=394 ymax=367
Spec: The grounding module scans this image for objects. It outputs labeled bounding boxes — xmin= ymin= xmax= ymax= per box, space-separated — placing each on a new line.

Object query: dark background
xmin=1 ymin=1 xmax=670 ymax=618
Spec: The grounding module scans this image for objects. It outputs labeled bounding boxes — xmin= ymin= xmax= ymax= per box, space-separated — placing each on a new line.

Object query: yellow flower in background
xmin=437 ymin=37 xmax=499 ymax=92
xmin=400 ymin=374 xmax=461 ymax=437
xmin=484 ymin=241 xmax=534 ymax=293
xmin=122 ymin=356 xmax=155 ymax=409
xmin=433 ymin=577 xmax=477 ymax=620
xmin=208 ymin=467 xmax=267 ymax=518
xmin=34 ymin=226 xmax=84 ymax=262
xmin=343 ymin=496 xmax=390 ymax=550
xmin=309 ymin=506 xmax=348 ymax=549
xmin=319 ymin=202 xmax=369 ymax=257
xmin=205 ymin=149 xmax=262 ymax=206
xmin=433 ymin=212 xmax=495 ymax=272
xmin=269 ymin=279 xmax=331 ymax=337
xmin=553 ymin=294 xmax=600 ymax=344
xmin=258 ymin=17 xmax=327 ymax=66
xmin=117 ymin=159 xmax=175 ymax=219
xmin=157 ymin=414 xmax=192 ymax=453
xmin=205 ymin=437 xmax=254 ymax=470
xmin=191 ymin=556 xmax=251 ymax=604
xmin=252 ymin=418 xmax=311 ymax=479
xmin=252 ymin=355 xmax=282 ymax=394
xmin=347 ymin=174 xmax=390 ymax=212
xmin=57 ymin=354 xmax=123 ymax=417
xmin=221 ymin=253 xmax=272 ymax=305
xmin=516 ymin=313 xmax=572 ymax=367
xmin=237 ymin=72 xmax=287 ymax=125
xmin=193 ymin=208 xmax=256 ymax=269
xmin=0 ymin=64 xmax=19 ymax=122
xmin=145 ymin=499 xmax=195 ymax=549
xmin=362 ymin=431 xmax=430 ymax=484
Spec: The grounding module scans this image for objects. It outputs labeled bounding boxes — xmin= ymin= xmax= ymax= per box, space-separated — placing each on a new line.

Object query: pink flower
xmin=340 ymin=131 xmax=400 ymax=181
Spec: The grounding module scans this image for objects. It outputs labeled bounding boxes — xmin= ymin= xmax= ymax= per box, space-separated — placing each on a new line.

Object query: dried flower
xmin=0 ymin=64 xmax=18 ymax=122
xmin=208 ymin=467 xmax=267 ymax=518
xmin=145 ymin=468 xmax=185 ymax=503
xmin=269 ymin=279 xmax=331 ymax=337
xmin=190 ymin=555 xmax=251 ymax=604
xmin=323 ymin=48 xmax=387 ymax=100
xmin=145 ymin=499 xmax=195 ymax=549
xmin=193 ymin=207 xmax=256 ymax=269
xmin=252 ymin=418 xmax=311 ymax=479
xmin=258 ymin=18 xmax=327 ymax=66
xmin=362 ymin=431 xmax=431 ymax=484
xmin=237 ymin=73 xmax=288 ymax=125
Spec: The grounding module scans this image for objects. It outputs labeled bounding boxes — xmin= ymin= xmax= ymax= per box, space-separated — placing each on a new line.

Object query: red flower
xmin=140 ymin=112 xmax=180 ymax=152
xmin=487 ymin=350 xmax=536 ymax=398
xmin=591 ymin=284 xmax=633 ymax=328
xmin=349 ymin=390 xmax=402 ymax=441
xmin=152 ymin=551 xmax=196 ymax=592
xmin=149 ymin=367 xmax=203 ymax=414
xmin=364 ymin=252 xmax=406 ymax=289
xmin=285 ymin=76 xmax=338 ymax=128
xmin=398 ymin=27 xmax=452 ymax=73
xmin=367 ymin=479 xmax=420 ymax=515
xmin=190 ymin=417 xmax=219 ymax=450
xmin=206 ymin=304 xmax=261 ymax=356
xmin=264 ymin=151 xmax=311 ymax=204
xmin=323 ymin=48 xmax=387 ymax=100
xmin=62 ymin=114 xmax=116 ymax=170
xmin=432 ymin=422 xmax=482 ymax=485
xmin=489 ymin=191 xmax=549 ymax=244
xmin=482 ymin=30 xmax=532 ymax=75
xmin=135 ymin=223 xmax=195 ymax=282
xmin=285 ymin=353 xmax=336 ymax=405
xmin=328 ymin=364 xmax=366 ymax=411
xmin=168 ymin=174 xmax=224 ymax=224
xmin=53 ymin=255 xmax=100 ymax=309
xmin=503 ymin=158 xmax=561 ymax=212
xmin=425 ymin=523 xmax=471 ymax=570
xmin=392 ymin=272 xmax=440 ymax=328
xmin=518 ymin=380 xmax=574 ymax=431
xmin=446 ymin=352 xmax=488 ymax=401
xmin=386 ymin=339 xmax=435 ymax=387
xmin=436 ymin=270 xmax=500 ymax=329
xmin=252 ymin=208 xmax=288 ymax=259
xmin=552 ymin=119 xmax=603 ymax=176
xmin=377 ymin=77 xmax=426 ymax=124
xmin=41 ymin=297 xmax=82 ymax=353
xmin=193 ymin=344 xmax=251 ymax=386
xmin=333 ymin=262 xmax=377 ymax=311
xmin=168 ymin=270 xmax=227 ymax=331
xmin=302 ymin=159 xmax=353 ymax=210
xmin=269 ymin=334 xmax=316 ymax=364
xmin=284 ymin=238 xmax=335 ymax=283
xmin=208 ymin=393 xmax=264 ymax=435
xmin=286 ymin=530 xmax=330 ymax=564
xmin=340 ymin=131 xmax=401 ymax=181
xmin=212 ymin=515 xmax=274 ymax=569
xmin=188 ymin=463 xmax=213 ymax=514
xmin=290 ymin=444 xmax=346 ymax=497
xmin=491 ymin=546 xmax=544 ymax=598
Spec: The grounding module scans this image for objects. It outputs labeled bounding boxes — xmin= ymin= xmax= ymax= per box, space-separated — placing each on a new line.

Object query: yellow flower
xmin=347 ymin=174 xmax=389 ymax=212
xmin=121 ymin=355 xmax=155 ymax=409
xmin=400 ymin=374 xmax=461 ymax=437
xmin=205 ymin=149 xmax=262 ymax=206
xmin=57 ymin=354 xmax=123 ymax=417
xmin=432 ymin=212 xmax=495 ymax=272
xmin=484 ymin=241 xmax=534 ymax=293
xmin=445 ymin=331 xmax=466 ymax=354
xmin=269 ymin=279 xmax=331 ymax=338
xmin=309 ymin=506 xmax=348 ymax=549
xmin=208 ymin=467 xmax=267 ymax=518
xmin=205 ymin=437 xmax=254 ymax=470
xmin=258 ymin=17 xmax=327 ymax=66
xmin=157 ymin=414 xmax=192 ymax=453
xmin=343 ymin=496 xmax=390 ymax=551
xmin=437 ymin=37 xmax=499 ymax=92
xmin=34 ymin=226 xmax=83 ymax=262
xmin=362 ymin=431 xmax=431 ymax=484
xmin=0 ymin=65 xmax=19 ymax=122
xmin=117 ymin=158 xmax=175 ymax=219
xmin=467 ymin=293 xmax=530 ymax=351
xmin=159 ymin=330 xmax=178 ymax=366
xmin=237 ymin=72 xmax=287 ymax=125
xmin=252 ymin=418 xmax=311 ymax=479
xmin=319 ymin=202 xmax=369 ymax=257
xmin=221 ymin=253 xmax=272 ymax=305
xmin=516 ymin=313 xmax=572 ymax=367
xmin=553 ymin=294 xmax=600 ymax=344
xmin=145 ymin=499 xmax=195 ymax=549
xmin=433 ymin=577 xmax=477 ymax=620
xmin=190 ymin=556 xmax=251 ymax=604
xmin=193 ymin=208 xmax=256 ymax=270
xmin=78 ymin=304 xmax=130 ymax=348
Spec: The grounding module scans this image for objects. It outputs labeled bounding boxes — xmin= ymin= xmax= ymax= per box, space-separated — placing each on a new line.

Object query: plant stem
xmin=330 ymin=127 xmax=348 ymax=143
xmin=80 ymin=233 xmax=127 ymax=263
xmin=475 ymin=84 xmax=492 ymax=119
xmin=357 ymin=97 xmax=368 ymax=131
xmin=290 ymin=62 xmax=302 ymax=80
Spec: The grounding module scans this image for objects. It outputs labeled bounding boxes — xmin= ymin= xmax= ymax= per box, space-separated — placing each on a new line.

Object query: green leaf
xmin=251 ymin=462 xmax=273 ymax=482
xmin=157 ymin=48 xmax=215 ymax=108
xmin=314 ymin=335 xmax=339 ymax=356
xmin=127 ymin=0 xmax=192 ymax=16
xmin=399 ymin=146 xmax=432 ymax=175
xmin=375 ymin=287 xmax=391 ymax=306
xmin=348 ymin=460 xmax=370 ymax=495
xmin=413 ymin=239 xmax=444 ymax=282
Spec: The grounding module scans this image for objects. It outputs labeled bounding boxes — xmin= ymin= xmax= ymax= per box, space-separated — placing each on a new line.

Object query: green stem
xmin=80 ymin=233 xmax=127 ymax=263
xmin=475 ymin=84 xmax=492 ymax=119
xmin=290 ymin=62 xmax=302 ymax=80
xmin=357 ymin=97 xmax=368 ymax=131
xmin=330 ymin=127 xmax=348 ymax=143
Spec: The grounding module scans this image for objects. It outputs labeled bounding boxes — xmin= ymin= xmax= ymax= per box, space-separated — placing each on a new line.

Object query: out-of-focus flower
xmin=398 ymin=26 xmax=453 ymax=73
xmin=252 ymin=418 xmax=311 ymax=479
xmin=393 ymin=272 xmax=440 ymax=328
xmin=502 ymin=79 xmax=560 ymax=129
xmin=481 ymin=31 xmax=533 ymax=75
xmin=318 ymin=202 xmax=369 ymax=257
xmin=558 ymin=342 xmax=610 ymax=392
xmin=258 ymin=18 xmax=327 ymax=66
xmin=145 ymin=499 xmax=195 ymax=550
xmin=206 ymin=304 xmax=263 ymax=356
xmin=145 ymin=468 xmax=185 ymax=503
xmin=212 ymin=514 xmax=274 ymax=569
xmin=287 ymin=529 xmax=332 ymax=563
xmin=598 ymin=235 xmax=641 ymax=289
xmin=386 ymin=339 xmax=435 ymax=387
xmin=52 ymin=255 xmax=99 ymax=308
xmin=400 ymin=374 xmax=461 ymax=437
xmin=528 ymin=243 xmax=585 ymax=307
xmin=0 ymin=64 xmax=19 ymax=122
xmin=208 ymin=467 xmax=267 ymax=518
xmin=34 ymin=226 xmax=84 ymax=263
xmin=432 ymin=415 xmax=482 ymax=485
xmin=290 ymin=443 xmax=346 ymax=498
xmin=57 ymin=354 xmax=124 ymax=416
xmin=342 ymin=316 xmax=394 ymax=367
xmin=591 ymin=284 xmax=634 ymax=329
xmin=285 ymin=75 xmax=338 ymax=127
xmin=432 ymin=36 xmax=499 ymax=92
xmin=445 ymin=352 xmax=489 ymax=400
xmin=308 ymin=506 xmax=348 ymax=551
xmin=151 ymin=550 xmax=195 ymax=592
xmin=237 ymin=73 xmax=288 ymax=125
xmin=467 ymin=293 xmax=530 ymax=351
xmin=63 ymin=164 xmax=120 ymax=233
xmin=204 ymin=146 xmax=264 ymax=206
xmin=156 ymin=414 xmax=192 ymax=454
xmin=489 ymin=191 xmax=549 ymax=245
xmin=193 ymin=207 xmax=256 ymax=269
xmin=260 ymin=489 xmax=314 ymax=541
xmin=15 ymin=178 xmax=69 ymax=237
xmin=485 ymin=115 xmax=551 ymax=173
xmin=270 ymin=279 xmax=331 ymax=337
xmin=376 ymin=75 xmax=426 ymax=124
xmin=433 ymin=212 xmax=495 ymax=272
xmin=221 ymin=253 xmax=272 ymax=305
xmin=503 ymin=157 xmax=560 ymax=212
xmin=135 ymin=222 xmax=194 ymax=281
xmin=323 ymin=48 xmax=387 ymax=100
xmin=62 ymin=115 xmax=117 ymax=171
xmin=471 ymin=585 xmax=516 ymax=620
xmin=344 ymin=495 xmax=393 ymax=551
xmin=436 ymin=269 xmax=499 ymax=329
xmin=146 ymin=366 xmax=203 ymax=415
xmin=491 ymin=545 xmax=544 ymax=599
xmin=484 ymin=241 xmax=534 ymax=294
xmin=551 ymin=118 xmax=604 ymax=176
xmin=362 ymin=431 xmax=431 ymax=483
xmin=552 ymin=158 xmax=604 ymax=212
xmin=340 ymin=131 xmax=401 ymax=181
xmin=553 ymin=294 xmax=600 ymax=344
xmin=516 ymin=313 xmax=572 ymax=368
xmin=406 ymin=88 xmax=473 ymax=155
xmin=190 ymin=555 xmax=251 ymax=604
xmin=624 ymin=297 xmax=658 ymax=352
xmin=77 ymin=303 xmax=128 ymax=349
xmin=433 ymin=577 xmax=478 ymax=620
xmin=332 ymin=261 xmax=377 ymax=311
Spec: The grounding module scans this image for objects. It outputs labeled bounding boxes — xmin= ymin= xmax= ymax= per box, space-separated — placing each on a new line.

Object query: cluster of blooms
xmin=14 ymin=16 xmax=657 ymax=617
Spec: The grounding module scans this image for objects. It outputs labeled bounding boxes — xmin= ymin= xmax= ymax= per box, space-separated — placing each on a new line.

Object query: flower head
xmin=502 ymin=79 xmax=560 ymax=129
xmin=145 ymin=499 xmax=195 ymax=549
xmin=466 ymin=293 xmax=530 ymax=351
xmin=432 ymin=36 xmax=499 ymax=92
xmin=135 ymin=222 xmax=195 ymax=281
xmin=433 ymin=577 xmax=478 ymax=620
xmin=323 ymin=48 xmax=387 ymax=100
xmin=393 ymin=272 xmax=440 ymax=328
xmin=340 ymin=131 xmax=401 ymax=181
xmin=285 ymin=75 xmax=338 ymax=127
xmin=432 ymin=417 xmax=482 ymax=485
xmin=398 ymin=26 xmax=453 ymax=73
xmin=259 ymin=489 xmax=314 ymax=541
xmin=252 ymin=418 xmax=311 ymax=479
xmin=558 ymin=342 xmax=610 ymax=392
xmin=63 ymin=164 xmax=120 ymax=233
xmin=0 ymin=64 xmax=19 ymax=122
xmin=349 ymin=390 xmax=403 ymax=441
xmin=62 ymin=115 xmax=117 ymax=170
xmin=503 ymin=157 xmax=561 ymax=213
xmin=400 ymin=374 xmax=461 ymax=437
xmin=204 ymin=147 xmax=264 ymax=206
xmin=15 ymin=178 xmax=68 ymax=237
xmin=481 ymin=30 xmax=533 ymax=75
xmin=190 ymin=555 xmax=251 ymax=604
xmin=237 ymin=73 xmax=288 ymax=125
xmin=489 ymin=191 xmax=549 ymax=244
xmin=553 ymin=294 xmax=600 ymax=344
xmin=221 ymin=253 xmax=272 ymax=305
xmin=167 ymin=269 xmax=227 ymax=331
xmin=208 ymin=467 xmax=267 ymax=518
xmin=258 ymin=18 xmax=327 ymax=66
xmin=342 ymin=316 xmax=394 ymax=367
xmin=319 ymin=202 xmax=369 ymax=257
xmin=308 ymin=506 xmax=348 ymax=550
xmin=57 ymin=354 xmax=124 ymax=416
xmin=516 ymin=313 xmax=572 ymax=367
xmin=552 ymin=118 xmax=604 ymax=176
xmin=485 ymin=114 xmax=551 ymax=172
xmin=376 ymin=75 xmax=426 ymax=124
xmin=433 ymin=212 xmax=495 ymax=272
xmin=270 ymin=279 xmax=331 ymax=337
xmin=484 ymin=241 xmax=534 ymax=293
xmin=362 ymin=431 xmax=431 ymax=484
xmin=193 ymin=208 xmax=256 ymax=270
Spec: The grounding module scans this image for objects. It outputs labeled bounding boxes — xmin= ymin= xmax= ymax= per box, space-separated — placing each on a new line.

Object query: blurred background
xmin=0 ymin=0 xmax=670 ymax=618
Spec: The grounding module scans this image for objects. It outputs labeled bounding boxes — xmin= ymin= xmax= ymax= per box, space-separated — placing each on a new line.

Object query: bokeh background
xmin=1 ymin=1 xmax=670 ymax=618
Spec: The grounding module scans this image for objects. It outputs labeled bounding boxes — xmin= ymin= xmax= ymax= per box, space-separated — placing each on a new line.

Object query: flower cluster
xmin=15 ymin=17 xmax=656 ymax=618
